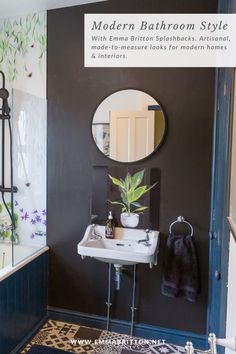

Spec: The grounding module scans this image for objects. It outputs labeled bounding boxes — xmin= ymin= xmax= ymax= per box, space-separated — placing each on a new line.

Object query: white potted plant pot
xmin=120 ymin=212 xmax=139 ymax=228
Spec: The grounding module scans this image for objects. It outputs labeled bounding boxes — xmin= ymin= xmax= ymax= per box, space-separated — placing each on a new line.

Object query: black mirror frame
xmin=90 ymin=88 xmax=168 ymax=164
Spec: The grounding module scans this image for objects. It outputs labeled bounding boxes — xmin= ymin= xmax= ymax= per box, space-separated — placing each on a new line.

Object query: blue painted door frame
xmin=207 ymin=67 xmax=234 ymax=337
xmin=207 ymin=0 xmax=235 ymax=339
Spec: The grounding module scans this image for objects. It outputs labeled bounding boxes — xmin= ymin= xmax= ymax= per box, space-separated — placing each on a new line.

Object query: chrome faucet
xmin=35 ymin=230 xmax=47 ymax=237
xmin=90 ymin=224 xmax=102 ymax=240
xmin=138 ymin=229 xmax=151 ymax=246
xmin=0 ymin=224 xmax=19 ymax=244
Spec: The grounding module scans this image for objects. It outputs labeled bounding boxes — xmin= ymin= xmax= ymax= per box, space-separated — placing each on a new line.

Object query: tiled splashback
xmin=12 ymin=89 xmax=47 ymax=246
xmin=0 ymin=11 xmax=46 ymax=247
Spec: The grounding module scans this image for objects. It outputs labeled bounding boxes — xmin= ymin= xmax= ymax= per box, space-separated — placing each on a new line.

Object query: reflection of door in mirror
xmin=110 ymin=110 xmax=154 ymax=162
xmin=91 ymin=89 xmax=167 ymax=162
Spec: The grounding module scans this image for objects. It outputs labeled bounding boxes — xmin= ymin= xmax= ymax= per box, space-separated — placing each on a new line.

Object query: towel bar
xmin=169 ymin=216 xmax=193 ymax=237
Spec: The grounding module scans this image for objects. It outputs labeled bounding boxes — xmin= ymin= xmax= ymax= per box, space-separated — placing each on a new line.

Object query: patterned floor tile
xmin=121 ymin=349 xmax=156 ymax=354
xmin=74 ymin=327 xmax=102 ymax=341
xmin=151 ymin=343 xmax=180 ymax=354
xmin=21 ymin=319 xmax=188 ymax=354
xmin=94 ymin=344 xmax=121 ymax=354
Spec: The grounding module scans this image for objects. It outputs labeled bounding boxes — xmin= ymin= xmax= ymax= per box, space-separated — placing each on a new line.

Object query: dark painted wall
xmin=47 ymin=0 xmax=217 ymax=335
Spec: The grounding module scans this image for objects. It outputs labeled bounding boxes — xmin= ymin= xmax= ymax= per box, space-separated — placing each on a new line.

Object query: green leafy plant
xmin=108 ymin=169 xmax=157 ymax=216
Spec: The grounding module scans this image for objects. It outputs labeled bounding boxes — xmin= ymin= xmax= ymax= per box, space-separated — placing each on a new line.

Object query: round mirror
xmin=92 ymin=89 xmax=167 ymax=163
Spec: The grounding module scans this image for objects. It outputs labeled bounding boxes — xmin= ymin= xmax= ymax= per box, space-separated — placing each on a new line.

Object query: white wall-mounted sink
xmin=77 ymin=224 xmax=160 ymax=266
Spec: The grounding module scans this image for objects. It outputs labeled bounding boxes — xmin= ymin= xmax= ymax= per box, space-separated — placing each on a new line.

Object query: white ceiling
xmin=0 ymin=0 xmax=106 ymax=18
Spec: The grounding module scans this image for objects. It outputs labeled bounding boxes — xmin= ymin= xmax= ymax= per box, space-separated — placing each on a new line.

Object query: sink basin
xmin=77 ymin=224 xmax=160 ymax=266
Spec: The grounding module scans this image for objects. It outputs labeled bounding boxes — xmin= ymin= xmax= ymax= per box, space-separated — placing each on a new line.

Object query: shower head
xmin=0 ymin=88 xmax=9 ymax=100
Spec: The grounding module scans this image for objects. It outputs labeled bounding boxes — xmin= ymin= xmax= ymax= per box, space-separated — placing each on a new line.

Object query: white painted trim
xmin=0 ymin=246 xmax=49 ymax=282
xmin=228 ymin=217 xmax=236 ymax=241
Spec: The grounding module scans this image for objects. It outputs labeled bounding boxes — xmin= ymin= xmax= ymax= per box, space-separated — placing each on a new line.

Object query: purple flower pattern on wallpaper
xmin=21 ymin=212 xmax=29 ymax=221
xmin=15 ymin=200 xmax=47 ymax=239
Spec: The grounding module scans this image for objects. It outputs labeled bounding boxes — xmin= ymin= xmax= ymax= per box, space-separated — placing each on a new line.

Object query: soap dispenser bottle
xmin=105 ymin=211 xmax=115 ymax=239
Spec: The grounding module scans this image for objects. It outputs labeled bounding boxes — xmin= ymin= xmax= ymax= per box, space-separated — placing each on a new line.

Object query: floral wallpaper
xmin=12 ymin=88 xmax=47 ymax=246
xmin=14 ymin=200 xmax=47 ymax=239
xmin=0 ymin=12 xmax=46 ymax=83
xmin=0 ymin=12 xmax=47 ymax=247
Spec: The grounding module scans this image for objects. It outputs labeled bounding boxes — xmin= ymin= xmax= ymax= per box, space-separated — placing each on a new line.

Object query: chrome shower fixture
xmin=185 ymin=333 xmax=236 ymax=354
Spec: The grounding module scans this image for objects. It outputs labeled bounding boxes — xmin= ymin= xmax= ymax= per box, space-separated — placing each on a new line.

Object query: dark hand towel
xmin=161 ymin=233 xmax=200 ymax=302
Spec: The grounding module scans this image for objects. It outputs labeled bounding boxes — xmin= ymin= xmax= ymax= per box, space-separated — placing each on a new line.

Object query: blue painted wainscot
xmin=0 ymin=250 xmax=48 ymax=354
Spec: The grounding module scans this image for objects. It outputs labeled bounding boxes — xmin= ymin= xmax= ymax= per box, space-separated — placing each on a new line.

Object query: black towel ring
xmin=169 ymin=216 xmax=194 ymax=237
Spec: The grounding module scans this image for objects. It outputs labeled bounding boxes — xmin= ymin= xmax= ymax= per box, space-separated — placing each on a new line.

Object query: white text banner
xmin=84 ymin=14 xmax=236 ymax=67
